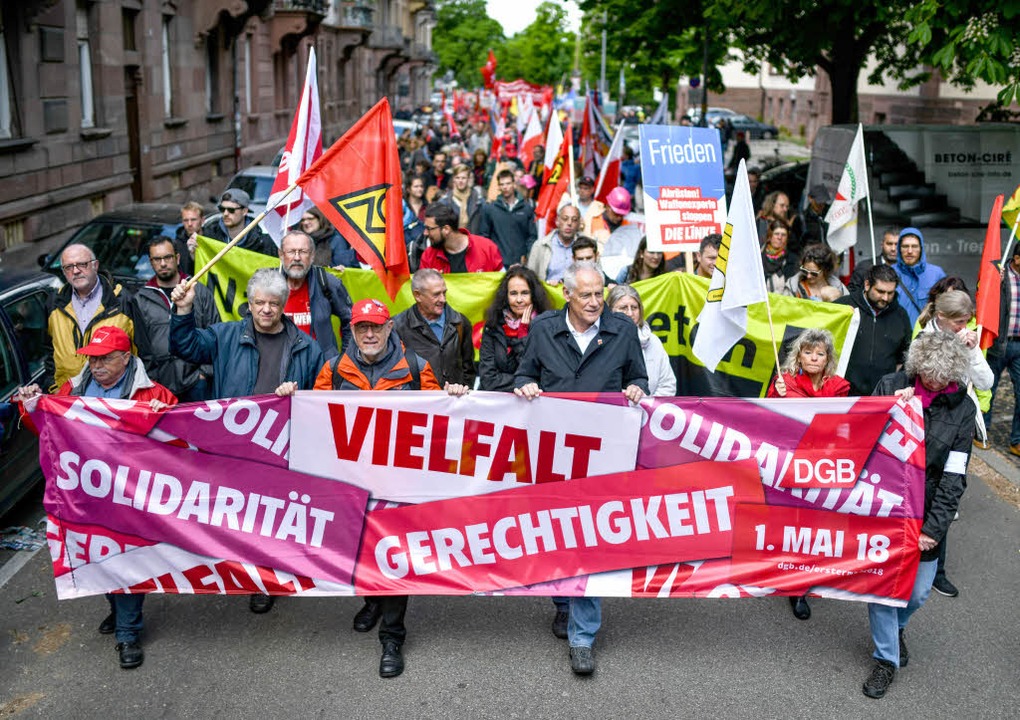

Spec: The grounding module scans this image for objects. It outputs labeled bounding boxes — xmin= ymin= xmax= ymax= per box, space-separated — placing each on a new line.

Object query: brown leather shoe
xmin=1010 ymin=444 xmax=1020 ymax=457
xmin=973 ymin=438 xmax=988 ymax=450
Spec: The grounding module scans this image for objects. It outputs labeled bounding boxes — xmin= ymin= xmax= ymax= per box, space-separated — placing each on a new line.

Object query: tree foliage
xmin=498 ymin=2 xmax=575 ymax=86
xmin=433 ymin=0 xmax=506 ymax=88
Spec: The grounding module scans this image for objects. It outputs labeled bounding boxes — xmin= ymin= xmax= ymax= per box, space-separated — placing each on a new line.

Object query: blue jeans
xmin=107 ymin=593 xmax=145 ymax=644
xmin=867 ymin=559 xmax=937 ymax=665
xmin=568 ymin=597 xmax=602 ymax=648
xmin=986 ymin=339 xmax=1020 ymax=444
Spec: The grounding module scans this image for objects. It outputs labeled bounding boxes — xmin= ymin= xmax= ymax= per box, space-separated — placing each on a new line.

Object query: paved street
xmin=1 ymin=457 xmax=1017 ymax=719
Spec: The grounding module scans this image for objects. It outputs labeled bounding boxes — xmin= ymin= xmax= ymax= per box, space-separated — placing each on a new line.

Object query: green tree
xmin=498 ymin=2 xmax=575 ymax=86
xmin=433 ymin=0 xmax=506 ymax=88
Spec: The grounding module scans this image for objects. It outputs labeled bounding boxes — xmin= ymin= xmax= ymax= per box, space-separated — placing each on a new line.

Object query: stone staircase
xmin=864 ymin=130 xmax=961 ymax=225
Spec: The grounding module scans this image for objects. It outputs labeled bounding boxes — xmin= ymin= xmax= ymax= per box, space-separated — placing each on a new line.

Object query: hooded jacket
xmin=894 ymin=227 xmax=946 ymax=325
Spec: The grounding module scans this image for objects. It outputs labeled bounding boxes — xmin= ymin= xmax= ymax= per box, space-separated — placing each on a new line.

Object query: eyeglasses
xmin=149 ymin=253 xmax=176 ymax=264
xmin=61 ymin=260 xmax=95 ymax=272
xmin=282 ymin=249 xmax=312 ymax=257
xmin=423 ymin=224 xmax=440 ymax=232
xmin=218 ymin=205 xmax=243 ymax=213
xmin=799 ymin=267 xmax=821 ymax=278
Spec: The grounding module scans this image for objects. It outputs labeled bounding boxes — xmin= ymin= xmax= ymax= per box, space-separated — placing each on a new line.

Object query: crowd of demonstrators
xmin=131 ymin=236 xmax=217 ymax=402
xmin=298 ymin=205 xmax=358 ymax=269
xmin=761 ymin=220 xmax=800 ymax=293
xmin=616 ymin=236 xmax=665 ymax=284
xmin=477 ymin=168 xmax=538 ymax=267
xmin=16 ymin=326 xmax=176 ymax=670
xmin=392 ymin=269 xmax=476 ymax=388
xmin=312 ymin=298 xmax=469 ymax=679
xmin=835 ymin=265 xmax=912 ymax=397
xmin=606 ymin=284 xmax=676 ymax=396
xmin=201 ymin=190 xmax=277 ymax=257
xmin=526 ymin=204 xmax=582 ymax=284
xmin=514 ymin=261 xmax=648 ymax=676
xmin=864 ymin=330 xmax=975 ymax=699
xmin=848 ymin=226 xmax=900 ymax=293
xmin=478 ymin=266 xmax=550 ymax=392
xmin=893 ymin=227 xmax=947 ymax=326
xmin=418 ymin=202 xmax=503 ymax=274
xmin=783 ymin=243 xmax=848 ymax=301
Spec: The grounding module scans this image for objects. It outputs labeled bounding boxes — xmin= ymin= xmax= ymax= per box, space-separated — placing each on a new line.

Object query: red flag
xmin=297 ymin=98 xmax=409 ymax=299
xmin=481 ymin=49 xmax=497 ymax=89
xmin=444 ymin=109 xmax=461 ymax=138
xmin=262 ymin=48 xmax=322 ymax=243
xmin=594 ymin=124 xmax=625 ymax=204
xmin=536 ymin=123 xmax=573 ymax=225
xmin=976 ymin=194 xmax=1004 ymax=351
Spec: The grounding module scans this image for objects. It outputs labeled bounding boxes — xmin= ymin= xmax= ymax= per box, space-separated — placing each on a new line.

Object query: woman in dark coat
xmin=478 ymin=266 xmax=550 ymax=391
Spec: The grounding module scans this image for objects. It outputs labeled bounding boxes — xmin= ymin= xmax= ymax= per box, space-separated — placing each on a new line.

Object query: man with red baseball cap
xmin=16 ymin=325 xmax=176 ymax=670
xmin=313 ymin=299 xmax=469 ymax=678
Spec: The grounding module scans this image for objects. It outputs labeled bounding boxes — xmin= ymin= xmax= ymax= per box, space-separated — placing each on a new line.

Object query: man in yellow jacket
xmin=43 ymin=243 xmax=134 ymax=392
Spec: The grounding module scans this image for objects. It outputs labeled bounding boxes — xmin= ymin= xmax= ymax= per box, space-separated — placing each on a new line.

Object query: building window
xmin=244 ymin=34 xmax=252 ymax=114
xmin=77 ymin=2 xmax=95 ymax=128
xmin=205 ymin=30 xmax=220 ymax=114
xmin=122 ymin=7 xmax=137 ymax=52
xmin=0 ymin=18 xmax=14 ymax=139
xmin=161 ymin=16 xmax=173 ymax=117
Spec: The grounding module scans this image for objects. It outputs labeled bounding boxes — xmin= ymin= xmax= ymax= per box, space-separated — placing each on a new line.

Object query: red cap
xmin=77 ymin=326 xmax=131 ymax=356
xmin=351 ymin=299 xmax=391 ymax=325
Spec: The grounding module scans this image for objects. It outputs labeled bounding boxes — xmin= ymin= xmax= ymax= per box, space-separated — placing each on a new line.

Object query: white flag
xmin=648 ymin=94 xmax=669 ymax=125
xmin=692 ymin=160 xmax=768 ymax=372
xmin=261 ymin=48 xmax=323 ymax=244
xmin=824 ymin=123 xmax=869 ymax=253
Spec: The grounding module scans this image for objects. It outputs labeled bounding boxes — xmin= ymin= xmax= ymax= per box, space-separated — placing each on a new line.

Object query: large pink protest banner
xmin=32 ymin=391 xmax=926 ymax=606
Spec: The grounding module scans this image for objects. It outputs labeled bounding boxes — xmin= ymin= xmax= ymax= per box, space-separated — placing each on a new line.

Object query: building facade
xmin=0 ymin=0 xmax=436 ymax=261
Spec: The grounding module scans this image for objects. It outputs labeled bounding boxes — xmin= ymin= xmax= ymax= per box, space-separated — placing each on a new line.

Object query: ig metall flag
xmin=824 ymin=123 xmax=870 ymax=253
xmin=692 ymin=160 xmax=768 ymax=372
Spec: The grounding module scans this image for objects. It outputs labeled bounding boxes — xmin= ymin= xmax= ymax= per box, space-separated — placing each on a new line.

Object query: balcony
xmin=367 ymin=24 xmax=404 ymax=51
xmin=269 ymin=0 xmax=327 ymax=48
xmin=274 ymin=0 xmax=328 ymax=14
xmin=338 ymin=1 xmax=374 ymax=29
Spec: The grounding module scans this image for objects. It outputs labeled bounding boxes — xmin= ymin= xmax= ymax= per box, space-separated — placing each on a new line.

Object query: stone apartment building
xmin=0 ymin=0 xmax=436 ymax=260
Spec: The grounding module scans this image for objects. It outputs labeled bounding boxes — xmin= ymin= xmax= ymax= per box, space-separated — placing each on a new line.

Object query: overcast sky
xmin=486 ymin=0 xmax=581 ymax=36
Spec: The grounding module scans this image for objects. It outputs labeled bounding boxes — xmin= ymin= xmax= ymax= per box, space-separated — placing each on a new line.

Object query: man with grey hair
xmin=44 ymin=242 xmax=135 ymax=393
xmin=278 ymin=229 xmax=352 ymax=359
xmin=514 ymin=260 xmax=648 ymax=676
xmin=392 ymin=268 xmax=475 ymax=387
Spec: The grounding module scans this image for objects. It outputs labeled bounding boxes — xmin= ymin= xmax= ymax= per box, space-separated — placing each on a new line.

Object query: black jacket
xmin=514 ymin=308 xmax=648 ymax=394
xmin=477 ymin=194 xmax=538 ymax=267
xmin=392 ymin=304 xmax=476 ymax=387
xmin=478 ymin=324 xmax=529 ymax=392
xmin=987 ymin=265 xmax=1015 ymax=359
xmin=201 ymin=216 xmax=277 ymax=257
xmin=873 ymin=373 xmax=973 ymax=561
xmin=834 ymin=290 xmax=911 ymax=396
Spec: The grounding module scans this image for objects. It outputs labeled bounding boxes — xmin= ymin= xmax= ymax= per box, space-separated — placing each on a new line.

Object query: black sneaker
xmin=932 ymin=576 xmax=959 ymax=597
xmin=898 ymin=629 xmax=909 ymax=668
xmin=569 ymin=646 xmax=595 ymax=675
xmin=862 ymin=660 xmax=896 ymax=698
xmin=552 ymin=610 xmax=569 ymax=639
xmin=248 ymin=593 xmax=275 ymax=614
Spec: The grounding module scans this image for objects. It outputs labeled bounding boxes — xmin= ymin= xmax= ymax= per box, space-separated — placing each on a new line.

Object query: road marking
xmin=0 ymin=546 xmax=42 ymax=590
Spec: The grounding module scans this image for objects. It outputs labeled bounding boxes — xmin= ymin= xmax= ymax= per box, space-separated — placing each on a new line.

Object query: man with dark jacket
xmin=477 ymin=168 xmax=538 ymax=267
xmin=44 ymin=243 xmax=135 ymax=393
xmin=834 ymin=264 xmax=911 ymax=396
xmin=201 ymin=189 xmax=277 ymax=257
xmin=513 ymin=260 xmax=648 ymax=676
xmin=848 ymin=227 xmax=900 ymax=293
xmin=131 ymin=236 xmax=218 ymax=401
xmin=311 ymin=298 xmax=468 ymax=678
xmin=392 ymin=269 xmax=476 ymax=387
xmin=277 ymin=229 xmax=353 ymax=360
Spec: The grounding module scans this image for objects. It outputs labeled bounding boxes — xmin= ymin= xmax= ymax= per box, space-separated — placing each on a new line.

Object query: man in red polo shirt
xmin=418 ymin=203 xmax=502 ymax=274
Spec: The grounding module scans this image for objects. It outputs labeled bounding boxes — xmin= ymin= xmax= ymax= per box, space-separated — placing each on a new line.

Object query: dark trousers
xmin=364 ymin=596 xmax=408 ymax=646
xmin=106 ymin=593 xmax=145 ymax=644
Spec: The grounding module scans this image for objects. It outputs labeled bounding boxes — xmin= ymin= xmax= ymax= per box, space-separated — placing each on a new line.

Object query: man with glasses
xmin=417 ymin=203 xmax=502 ymax=274
xmin=201 ymin=189 xmax=276 ymax=257
xmin=131 ymin=236 xmax=218 ymax=401
xmin=43 ymin=243 xmax=135 ymax=393
xmin=17 ymin=325 xmax=177 ymax=670
xmin=278 ymin=230 xmax=353 ymax=359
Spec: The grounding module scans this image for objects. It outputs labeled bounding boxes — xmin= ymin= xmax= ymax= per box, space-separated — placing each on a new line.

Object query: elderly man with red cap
xmin=16 ymin=325 xmax=177 ymax=670
xmin=313 ymin=299 xmax=469 ymax=679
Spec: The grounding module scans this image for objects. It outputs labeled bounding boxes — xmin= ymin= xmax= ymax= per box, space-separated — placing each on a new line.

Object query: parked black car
xmin=41 ymin=204 xmax=183 ymax=293
xmin=0 ymin=269 xmax=62 ymax=518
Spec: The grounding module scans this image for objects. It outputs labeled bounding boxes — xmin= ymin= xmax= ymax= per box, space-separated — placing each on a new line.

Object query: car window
xmin=2 ymin=290 xmax=49 ymax=377
xmin=0 ymin=323 xmax=18 ymax=399
xmin=54 ymin=222 xmax=165 ymax=282
xmin=228 ymin=175 xmax=275 ymax=205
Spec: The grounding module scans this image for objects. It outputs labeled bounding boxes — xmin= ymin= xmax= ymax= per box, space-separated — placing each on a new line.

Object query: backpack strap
xmin=404 ymin=346 xmax=421 ymax=390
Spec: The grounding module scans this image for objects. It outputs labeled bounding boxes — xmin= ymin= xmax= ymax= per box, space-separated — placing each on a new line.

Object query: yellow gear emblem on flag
xmin=705 ymin=221 xmax=733 ymax=302
xmin=330 ymin=183 xmax=391 ymax=263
